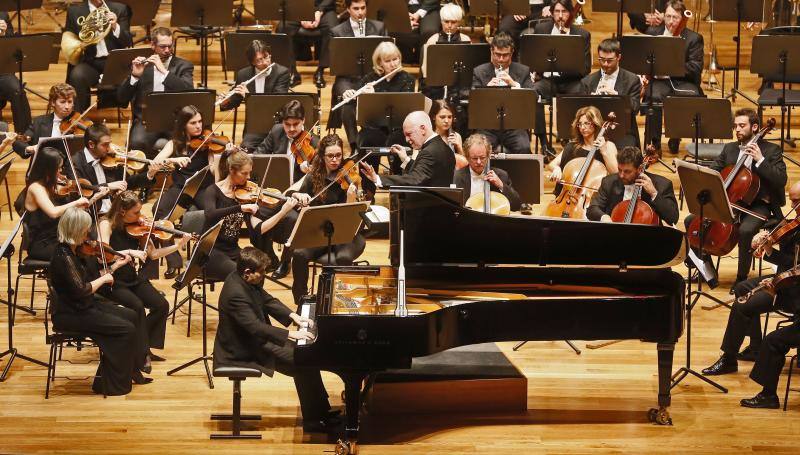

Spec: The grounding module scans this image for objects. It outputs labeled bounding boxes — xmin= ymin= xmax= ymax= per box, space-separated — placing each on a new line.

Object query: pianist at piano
xmin=213 ymin=247 xmax=339 ymax=433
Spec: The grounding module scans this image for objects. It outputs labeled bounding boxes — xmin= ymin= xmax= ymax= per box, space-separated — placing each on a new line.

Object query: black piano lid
xmin=389 ymin=187 xmax=686 ymax=268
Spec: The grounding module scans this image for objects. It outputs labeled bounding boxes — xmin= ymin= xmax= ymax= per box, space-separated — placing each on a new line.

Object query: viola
xmin=610 ymin=145 xmax=661 ymax=225
xmin=59 ymin=111 xmax=93 ymax=135
xmin=544 ymin=113 xmax=617 ymax=219
xmin=125 ymin=216 xmax=199 ymax=242
xmin=233 ymin=180 xmax=290 ymax=209
xmin=78 ymin=239 xmax=125 ymax=263
xmin=687 ymin=118 xmax=776 ymax=256
xmin=188 ymin=129 xmax=234 ymax=154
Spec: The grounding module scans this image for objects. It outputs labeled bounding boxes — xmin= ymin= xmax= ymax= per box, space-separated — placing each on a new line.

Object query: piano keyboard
xmin=296 ymin=301 xmax=316 ymax=346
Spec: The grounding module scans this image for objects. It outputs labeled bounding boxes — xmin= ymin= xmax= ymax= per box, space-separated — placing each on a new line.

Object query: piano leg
xmin=650 ymin=343 xmax=674 ymax=425
xmin=334 ymin=371 xmax=369 ymax=455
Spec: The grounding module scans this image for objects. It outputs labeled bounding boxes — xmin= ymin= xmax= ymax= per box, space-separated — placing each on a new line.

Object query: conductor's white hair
xmin=404 ymin=111 xmax=433 ymax=130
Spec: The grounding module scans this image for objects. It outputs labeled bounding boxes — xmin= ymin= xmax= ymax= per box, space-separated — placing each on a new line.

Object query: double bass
xmin=610 ymin=145 xmax=661 ymax=225
xmin=544 ymin=113 xmax=617 ymax=219
xmin=686 ymin=118 xmax=776 ymax=256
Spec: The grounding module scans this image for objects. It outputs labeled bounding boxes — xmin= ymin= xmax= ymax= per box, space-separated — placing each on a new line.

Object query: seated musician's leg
xmin=316 ymin=11 xmax=339 ymax=71
xmin=291 ymin=246 xmax=327 ymax=305
xmin=742 ymin=321 xmax=800 ymax=408
xmin=339 ymin=102 xmax=359 ymax=150
xmin=67 ymin=62 xmax=101 ymax=113
xmin=736 ymin=208 xmax=769 ymax=283
xmin=501 ymin=129 xmax=532 ymax=154
xmin=130 ymin=121 xmax=160 ymax=158
xmin=241 ymin=132 xmax=267 ymax=152
xmin=0 ymin=74 xmax=32 ymax=133
xmin=665 ymin=80 xmax=701 ymax=153
xmin=642 ymin=79 xmax=670 ymax=149
xmin=331 ymin=234 xmax=366 ymax=265
xmin=477 ymin=129 xmax=501 ymax=151
xmin=153 ymin=186 xmax=185 ymax=278
xmin=271 ymin=345 xmax=334 ymax=429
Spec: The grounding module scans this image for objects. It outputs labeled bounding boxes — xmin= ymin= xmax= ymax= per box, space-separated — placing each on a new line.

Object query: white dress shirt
xmin=152 ymin=56 xmax=172 ymax=92
xmin=89 ymin=2 xmax=121 ymax=58
xmin=350 ymin=18 xmax=366 ymax=36
xmin=84 ymin=147 xmax=111 ymax=213
xmin=598 ymin=67 xmax=619 ymax=93
xmin=254 ymin=66 xmax=273 ymax=93
xmin=469 ymin=168 xmax=485 ymax=198
xmin=51 ymin=115 xmax=65 ymax=138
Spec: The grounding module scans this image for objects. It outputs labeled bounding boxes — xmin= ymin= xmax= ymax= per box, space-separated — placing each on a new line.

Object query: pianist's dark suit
xmin=586 ymin=171 xmax=678 ymax=225
xmin=452 ymin=166 xmax=521 ymax=212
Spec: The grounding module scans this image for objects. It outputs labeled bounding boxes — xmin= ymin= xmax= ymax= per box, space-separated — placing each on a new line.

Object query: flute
xmin=331 ymin=67 xmax=402 ymax=112
xmin=215 ymin=62 xmax=276 ymax=107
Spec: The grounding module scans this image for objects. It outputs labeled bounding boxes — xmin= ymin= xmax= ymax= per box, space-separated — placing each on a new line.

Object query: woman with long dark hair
xmin=429 ymin=100 xmax=468 ymax=170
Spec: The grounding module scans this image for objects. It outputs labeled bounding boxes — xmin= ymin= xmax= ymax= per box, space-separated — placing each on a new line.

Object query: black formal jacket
xmin=116 ymin=56 xmax=194 ymax=121
xmin=381 ymin=135 xmax=455 ymax=187
xmin=315 ymin=0 xmax=336 ymax=13
xmin=580 ymin=67 xmax=642 ymax=114
xmin=532 ymin=20 xmax=592 ymax=77
xmin=586 ymin=171 xmax=679 ymax=225
xmin=65 ymin=1 xmax=132 ymax=63
xmin=330 ymin=17 xmax=387 ymax=38
xmin=1 ymin=11 xmax=13 ymax=35
xmin=471 ymin=62 xmax=534 ymax=88
xmin=253 ymin=123 xmax=319 ymax=182
xmin=452 ymin=166 xmax=521 ymax=212
xmin=645 ymin=25 xmax=704 ymax=87
xmin=763 ymin=230 xmax=800 ymax=309
xmin=219 ymin=63 xmax=291 ymax=111
xmin=409 ymin=0 xmax=440 ymax=12
xmin=213 ymin=272 xmax=294 ymax=376
xmin=12 ymin=112 xmax=72 ymax=157
xmin=628 ymin=0 xmax=667 ymax=33
xmin=65 ymin=147 xmax=154 ymax=208
xmin=711 ymin=140 xmax=787 ymax=208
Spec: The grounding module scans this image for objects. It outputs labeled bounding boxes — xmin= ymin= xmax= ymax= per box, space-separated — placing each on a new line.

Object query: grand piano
xmin=295 ymin=187 xmax=686 ymax=454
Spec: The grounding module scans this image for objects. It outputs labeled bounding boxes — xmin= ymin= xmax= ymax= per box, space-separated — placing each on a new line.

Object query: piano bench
xmin=210 ymin=365 xmax=263 ymax=440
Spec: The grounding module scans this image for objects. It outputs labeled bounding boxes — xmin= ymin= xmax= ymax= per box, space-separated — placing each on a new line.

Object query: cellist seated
xmin=586 ymin=146 xmax=678 ymax=225
xmin=452 ymin=133 xmax=521 ymax=212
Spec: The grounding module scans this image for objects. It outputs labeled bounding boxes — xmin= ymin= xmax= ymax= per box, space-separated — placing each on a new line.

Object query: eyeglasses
xmin=324 ymin=153 xmax=343 ymax=159
xmin=598 ymin=57 xmax=618 ymax=64
xmin=577 ymin=121 xmax=594 ymax=128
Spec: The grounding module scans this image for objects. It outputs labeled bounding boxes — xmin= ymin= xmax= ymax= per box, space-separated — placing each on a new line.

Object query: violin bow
xmin=308 ymin=151 xmax=373 ymax=204
xmin=142 ymin=177 xmax=170 ymax=258
xmin=62 ymin=101 xmax=97 ymax=135
xmin=122 ymin=119 xmax=132 ymax=184
xmin=188 ymin=108 xmax=236 ymax=160
xmin=255 ymin=155 xmax=274 ymax=201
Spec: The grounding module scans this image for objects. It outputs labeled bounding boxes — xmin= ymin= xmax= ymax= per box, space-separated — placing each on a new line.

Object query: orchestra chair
xmin=784 ymin=347 xmax=799 ymax=411
xmin=0 ymin=158 xmax=14 ymax=220
xmin=12 ymin=220 xmax=49 ymax=318
xmin=210 ymin=357 xmax=262 ymax=439
xmin=44 ymin=281 xmax=106 ymax=399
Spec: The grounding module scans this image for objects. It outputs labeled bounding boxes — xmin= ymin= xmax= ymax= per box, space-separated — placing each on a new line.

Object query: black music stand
xmin=555 ymin=95 xmax=631 ymax=143
xmin=117 ymin=0 xmax=160 ymax=43
xmin=166 ymin=168 xmax=211 ymax=223
xmin=368 ymin=0 xmax=412 ymax=34
xmin=620 ymin=35 xmax=686 ymax=147
xmin=287 ymin=202 xmax=369 ymax=267
xmin=490 ymin=153 xmax=544 ymax=205
xmin=142 ymin=90 xmax=216 ymax=135
xmin=519 ymin=34 xmax=587 ymax=78
xmin=425 ymin=43 xmax=490 ymax=103
xmin=664 ymin=97 xmax=732 ymax=164
xmin=251 ymin=155 xmax=292 ymax=192
xmin=468 ymin=88 xmax=538 ymax=154
xmin=674 ymin=159 xmax=732 ymax=393
xmin=330 ymin=37 xmax=394 ymax=80
xmin=244 ymin=93 xmax=316 ymax=139
xmin=356 ymin=93 xmax=426 ymax=131
xmin=29 ymin=135 xmax=84 ymax=170
xmin=592 ymin=0 xmax=651 ymax=38
xmin=253 ymin=0 xmax=315 ymax=29
xmin=166 ymin=220 xmax=223 ymax=388
xmin=0 ymin=0 xmax=41 ymax=35
xmin=469 ymin=0 xmax=529 ymax=28
xmin=0 ymin=33 xmax=53 ymax=103
xmin=98 ymin=48 xmax=153 ymax=89
xmin=707 ymin=0 xmax=762 ymax=100
xmin=751 ymin=35 xmax=800 ymax=155
xmin=223 ymin=31 xmax=291 ymax=73
xmin=171 ymin=0 xmax=233 ymax=88
xmin=0 ymin=212 xmax=49 ymax=381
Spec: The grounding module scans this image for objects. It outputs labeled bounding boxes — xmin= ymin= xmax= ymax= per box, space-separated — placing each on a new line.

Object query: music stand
xmin=707 ymin=0 xmax=762 ymax=99
xmin=592 ymin=0 xmax=651 ymax=38
xmin=356 ymin=93 xmax=426 ymax=131
xmin=29 ymin=135 xmax=84 ymax=172
xmin=287 ymin=203 xmax=369 ymax=269
xmin=166 ymin=220 xmax=223 ymax=388
xmin=143 ymin=90 xmax=216 ymax=134
xmin=490 ymin=153 xmax=544 ymax=205
xmin=244 ymin=93 xmax=316 ymax=139
xmin=468 ymin=88 xmax=538 ymax=154
xmin=0 ymin=33 xmax=53 ymax=103
xmin=425 ymin=43 xmax=490 ymax=102
xmin=330 ymin=37 xmax=394 ymax=80
xmin=166 ymin=168 xmax=211 ymax=223
xmin=0 ymin=0 xmax=41 ymax=34
xmin=253 ymin=0 xmax=315 ymax=29
xmin=469 ymin=0 xmax=529 ymax=28
xmin=555 ymin=95 xmax=631 ymax=143
xmin=0 ymin=212 xmax=49 ymax=381
xmin=664 ymin=97 xmax=732 ymax=163
xmin=751 ymin=34 xmax=800 ymax=154
xmin=251 ymin=155 xmax=292 ymax=192
xmin=223 ymin=31 xmax=291 ymax=72
xmin=367 ymin=0 xmax=412 ymax=34
xmin=171 ymin=0 xmax=233 ymax=88
xmin=620 ymin=35 xmax=686 ymax=147
xmin=673 ymin=159 xmax=733 ymax=394
xmin=98 ymin=48 xmax=153 ymax=89
xmin=519 ymin=34 xmax=588 ymax=78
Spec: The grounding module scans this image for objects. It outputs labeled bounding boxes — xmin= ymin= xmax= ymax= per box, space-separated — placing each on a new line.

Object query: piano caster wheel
xmin=648 ymin=407 xmax=672 ymax=426
xmin=335 ymin=439 xmax=357 ymax=455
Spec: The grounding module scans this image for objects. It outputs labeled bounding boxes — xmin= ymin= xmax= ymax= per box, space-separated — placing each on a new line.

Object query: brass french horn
xmin=61 ymin=0 xmax=113 ymax=66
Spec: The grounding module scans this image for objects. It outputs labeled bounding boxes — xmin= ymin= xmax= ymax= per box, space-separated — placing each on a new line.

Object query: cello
xmin=686 ymin=118 xmax=776 ymax=256
xmin=610 ymin=145 xmax=661 ymax=225
xmin=544 ymin=113 xmax=617 ymax=219
xmin=465 ymin=153 xmax=511 ymax=215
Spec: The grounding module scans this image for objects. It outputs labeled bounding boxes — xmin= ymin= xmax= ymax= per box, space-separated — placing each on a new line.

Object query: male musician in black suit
xmin=327 ymin=0 xmax=387 ymax=150
xmin=471 ymin=32 xmax=535 ymax=154
xmin=628 ymin=0 xmax=667 ymax=33
xmin=65 ymin=123 xmax=157 ymax=214
xmin=498 ymin=0 xmax=553 ymax=42
xmin=254 ymin=100 xmax=318 ymax=183
xmin=213 ymin=247 xmax=340 ymax=432
xmin=453 ymin=133 xmax=521 ymax=211
xmin=12 ymin=83 xmax=77 ymax=158
xmin=407 ymin=0 xmax=442 ymax=44
xmin=280 ymin=0 xmax=339 ymax=87
xmin=360 ymin=110 xmax=456 ymax=188
xmin=702 ymin=182 xmax=800 ymax=385
xmin=580 ymin=39 xmax=642 ymax=148
xmin=642 ymin=0 xmax=703 ymax=153
xmin=218 ymin=40 xmax=290 ymax=150
xmin=586 ymin=145 xmax=678 ymax=224
xmin=740 ymin=317 xmax=800 ymax=409
xmin=65 ymin=0 xmax=133 ymax=112
xmin=117 ymin=27 xmax=194 ymax=158
xmin=0 ymin=12 xmax=32 ymax=133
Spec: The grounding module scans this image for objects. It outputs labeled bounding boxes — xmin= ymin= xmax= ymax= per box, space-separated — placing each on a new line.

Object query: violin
xmin=233 ymin=180 xmax=290 ymax=209
xmin=125 ymin=216 xmax=199 ymax=242
xmin=336 ymin=159 xmax=362 ymax=192
xmin=687 ymin=118 xmax=776 ymax=256
xmin=100 ymin=148 xmax=157 ymax=173
xmin=290 ymin=121 xmax=320 ymax=165
xmin=59 ymin=111 xmax=93 ymax=135
xmin=544 ymin=113 xmax=617 ymax=219
xmin=736 ymin=263 xmax=800 ymax=303
xmin=0 ymin=132 xmax=31 ymax=143
xmin=78 ymin=239 xmax=125 ymax=263
xmin=188 ymin=128 xmax=235 ymax=154
xmin=56 ymin=176 xmax=96 ymax=198
xmin=752 ymin=214 xmax=800 ymax=258
xmin=610 ymin=145 xmax=661 ymax=225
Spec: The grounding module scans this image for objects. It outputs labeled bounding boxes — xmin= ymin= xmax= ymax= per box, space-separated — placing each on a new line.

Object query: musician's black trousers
xmin=721 ymin=277 xmax=777 ymax=355
xmin=268 ymin=341 xmax=331 ymax=421
xmin=291 ymin=234 xmax=366 ymax=305
xmin=750 ymin=320 xmax=800 ymax=394
xmin=498 ymin=5 xmax=546 ymax=41
xmin=250 ymin=207 xmax=297 ymax=261
xmin=280 ymin=11 xmax=339 ymax=70
xmin=67 ymin=58 xmax=106 ymax=113
xmin=103 ymin=280 xmax=169 ymax=350
xmin=737 ymin=202 xmax=771 ymax=282
xmin=130 ymin=120 xmax=170 ymax=159
xmin=477 ymin=128 xmax=531 ymax=154
xmin=0 ymin=74 xmax=32 ymax=133
xmin=152 ymin=186 xmax=188 ymax=272
xmin=328 ymin=76 xmax=359 ymax=147
xmin=642 ymin=79 xmax=701 ymax=147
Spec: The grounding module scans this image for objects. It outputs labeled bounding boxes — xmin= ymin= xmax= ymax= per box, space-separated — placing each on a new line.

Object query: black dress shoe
xmin=702 ymin=355 xmax=738 ymax=376
xmin=667 ymin=138 xmax=680 ymax=154
xmin=149 ymin=352 xmax=166 ymax=362
xmin=141 ymin=359 xmax=152 ymax=374
xmin=314 ymin=68 xmax=326 ymax=88
xmin=132 ymin=371 xmax=154 ymax=385
xmin=737 ymin=346 xmax=759 ymax=362
xmin=303 ymin=415 xmax=343 ymax=433
xmin=272 ymin=258 xmax=291 ymax=279
xmin=291 ymin=71 xmax=302 ymax=87
xmin=740 ymin=392 xmax=780 ymax=409
xmin=164 ymin=267 xmax=180 ymax=280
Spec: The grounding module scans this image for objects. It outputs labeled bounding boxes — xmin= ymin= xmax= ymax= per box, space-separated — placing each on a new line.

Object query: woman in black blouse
xmin=200 ymin=150 xmax=299 ymax=281
xmin=49 ymin=207 xmax=142 ymax=396
xmin=290 ymin=134 xmax=366 ymax=305
xmin=98 ymin=191 xmax=191 ymax=370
